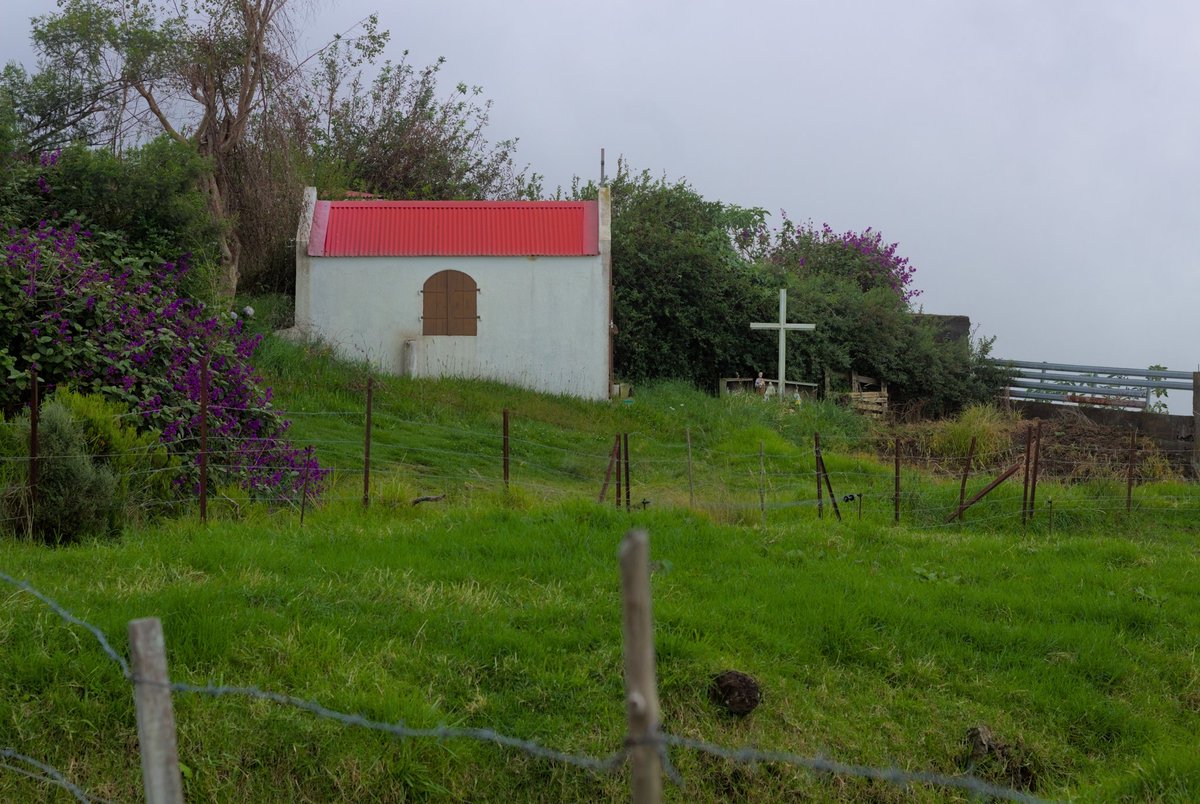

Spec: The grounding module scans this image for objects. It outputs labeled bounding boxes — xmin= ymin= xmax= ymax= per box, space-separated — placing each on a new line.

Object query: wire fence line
xmin=0 ymin=748 xmax=109 ymax=804
xmin=0 ymin=566 xmax=1048 ymax=803
xmin=0 ymin=570 xmax=130 ymax=677
xmin=3 ymin=461 xmax=1191 ymax=535
xmin=0 ymin=402 xmax=1170 ymax=464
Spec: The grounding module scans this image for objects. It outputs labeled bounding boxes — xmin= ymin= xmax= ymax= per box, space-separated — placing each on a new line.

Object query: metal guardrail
xmin=991 ymin=360 xmax=1194 ymax=411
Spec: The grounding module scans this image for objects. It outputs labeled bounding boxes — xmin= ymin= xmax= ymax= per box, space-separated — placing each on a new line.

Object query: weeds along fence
xmin=3 ymin=399 xmax=1200 ymax=539
xmin=0 ymin=532 xmax=1045 ymax=803
xmin=4 ymin=377 xmax=1200 ymax=536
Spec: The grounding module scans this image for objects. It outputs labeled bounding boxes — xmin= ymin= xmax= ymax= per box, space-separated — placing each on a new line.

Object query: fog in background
xmin=5 ymin=0 xmax=1198 ymax=411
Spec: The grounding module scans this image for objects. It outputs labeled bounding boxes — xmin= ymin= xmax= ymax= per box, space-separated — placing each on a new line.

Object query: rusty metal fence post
xmin=502 ymin=408 xmax=510 ymax=490
xmin=614 ymin=434 xmax=623 ymax=509
xmin=1029 ymin=422 xmax=1042 ymax=522
xmin=814 ymin=433 xmax=823 ymax=518
xmin=1020 ymin=424 xmax=1032 ymax=530
xmin=599 ymin=436 xmax=620 ymax=504
xmin=300 ymin=446 xmax=312 ymax=527
xmin=28 ymin=365 xmax=39 ymax=536
xmin=685 ymin=427 xmax=694 ymax=508
xmin=199 ymin=356 xmax=209 ymax=523
xmin=1125 ymin=427 xmax=1138 ymax=513
xmin=363 ymin=376 xmax=373 ymax=507
xmin=958 ymin=436 xmax=976 ymax=521
xmin=758 ymin=442 xmax=766 ymax=527
xmin=894 ymin=437 xmax=901 ymax=524
xmin=623 ymin=433 xmax=632 ymax=512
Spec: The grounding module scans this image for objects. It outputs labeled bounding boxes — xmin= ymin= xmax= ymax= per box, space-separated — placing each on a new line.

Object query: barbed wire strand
xmin=0 ymin=571 xmax=130 ymax=679
xmin=2 ymin=570 xmax=1047 ymax=801
xmin=165 ymin=679 xmax=628 ymax=773
xmin=0 ymin=748 xmax=109 ymax=804
xmin=660 ymin=735 xmax=1045 ymax=803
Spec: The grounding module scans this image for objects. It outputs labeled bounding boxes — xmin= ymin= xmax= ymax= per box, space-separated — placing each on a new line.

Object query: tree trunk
xmin=205 ymin=169 xmax=241 ymax=299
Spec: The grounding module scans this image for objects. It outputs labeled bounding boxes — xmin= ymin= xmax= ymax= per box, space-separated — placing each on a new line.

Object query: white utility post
xmin=750 ymin=288 xmax=815 ymax=399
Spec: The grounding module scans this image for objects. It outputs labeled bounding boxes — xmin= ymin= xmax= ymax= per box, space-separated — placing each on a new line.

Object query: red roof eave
xmin=308 ymin=200 xmax=600 ymax=258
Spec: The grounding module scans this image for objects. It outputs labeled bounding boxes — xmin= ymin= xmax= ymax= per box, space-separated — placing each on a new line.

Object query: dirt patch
xmin=1020 ymin=410 xmax=1177 ymax=482
xmin=709 ymin=670 xmax=762 ymax=716
xmin=888 ymin=408 xmax=1181 ymax=482
xmin=962 ymin=724 xmax=1039 ymax=792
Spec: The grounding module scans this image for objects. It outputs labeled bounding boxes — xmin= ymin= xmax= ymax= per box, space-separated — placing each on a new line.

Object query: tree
xmin=575 ymin=160 xmax=774 ymax=390
xmin=19 ymin=4 xmax=535 ymax=295
xmin=746 ymin=217 xmax=1004 ymax=416
xmin=307 ymin=45 xmax=540 ymax=201
xmin=25 ymin=0 xmax=367 ymax=297
xmin=0 ymin=61 xmax=116 ymax=153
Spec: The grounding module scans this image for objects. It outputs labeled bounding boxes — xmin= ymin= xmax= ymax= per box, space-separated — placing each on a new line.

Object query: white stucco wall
xmin=306 ymin=255 xmax=609 ymax=399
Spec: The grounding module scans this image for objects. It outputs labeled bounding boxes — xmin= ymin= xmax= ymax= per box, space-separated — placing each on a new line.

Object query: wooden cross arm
xmin=750 ymin=323 xmax=816 ymax=331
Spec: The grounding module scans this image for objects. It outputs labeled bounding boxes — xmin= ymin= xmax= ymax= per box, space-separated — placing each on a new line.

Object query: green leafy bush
xmin=1 ymin=221 xmax=324 ymax=500
xmin=744 ymin=217 xmax=1008 ymax=416
xmin=0 ymin=391 xmax=179 ymax=542
xmin=1 ymin=399 xmax=117 ymax=543
xmin=53 ymin=388 xmax=180 ymax=525
xmin=574 ymin=161 xmax=775 ymax=390
xmin=0 ymin=138 xmax=222 ymax=301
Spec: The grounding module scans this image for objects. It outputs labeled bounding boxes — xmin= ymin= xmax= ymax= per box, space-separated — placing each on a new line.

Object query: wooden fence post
xmin=128 ymin=618 xmax=184 ymax=804
xmin=502 ymin=408 xmax=510 ymax=490
xmin=685 ymin=427 xmax=694 ymax=508
xmin=893 ymin=437 xmax=900 ymax=525
xmin=199 ymin=356 xmax=209 ymax=523
xmin=958 ymin=436 xmax=976 ymax=521
xmin=619 ymin=530 xmax=663 ymax=804
xmin=363 ymin=376 xmax=373 ymax=508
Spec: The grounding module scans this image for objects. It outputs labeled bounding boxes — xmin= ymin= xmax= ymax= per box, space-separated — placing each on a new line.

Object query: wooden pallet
xmin=850 ymin=391 xmax=888 ymax=418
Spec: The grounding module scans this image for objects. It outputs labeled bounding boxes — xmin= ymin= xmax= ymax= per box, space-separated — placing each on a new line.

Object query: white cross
xmin=750 ymin=288 xmax=815 ymax=399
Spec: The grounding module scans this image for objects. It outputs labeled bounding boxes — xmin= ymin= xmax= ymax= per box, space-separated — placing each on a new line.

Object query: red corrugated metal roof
xmin=308 ymin=200 xmax=599 ymax=257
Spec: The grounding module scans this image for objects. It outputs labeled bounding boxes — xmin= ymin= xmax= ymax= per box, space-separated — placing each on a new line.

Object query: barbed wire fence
xmin=0 ymin=536 xmax=1048 ymax=804
xmin=4 ymin=383 xmax=1199 ymax=538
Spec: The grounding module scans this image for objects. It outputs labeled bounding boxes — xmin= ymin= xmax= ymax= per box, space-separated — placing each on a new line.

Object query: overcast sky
xmin=5 ymin=0 xmax=1198 ymax=411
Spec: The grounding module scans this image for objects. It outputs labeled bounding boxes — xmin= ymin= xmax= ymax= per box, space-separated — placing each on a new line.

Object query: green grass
xmin=2 ymin=334 xmax=1199 ymax=801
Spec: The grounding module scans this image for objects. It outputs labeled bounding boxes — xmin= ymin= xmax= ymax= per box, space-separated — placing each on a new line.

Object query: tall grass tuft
xmin=927 ymin=403 xmax=1021 ymax=467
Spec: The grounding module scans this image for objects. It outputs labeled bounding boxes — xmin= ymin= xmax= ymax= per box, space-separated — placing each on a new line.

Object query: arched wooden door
xmin=422 ymin=270 xmax=478 ymax=336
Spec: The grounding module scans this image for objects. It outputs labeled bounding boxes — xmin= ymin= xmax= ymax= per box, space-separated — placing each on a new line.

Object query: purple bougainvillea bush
xmin=1 ymin=221 xmax=325 ymax=501
xmin=736 ymin=215 xmax=922 ymax=304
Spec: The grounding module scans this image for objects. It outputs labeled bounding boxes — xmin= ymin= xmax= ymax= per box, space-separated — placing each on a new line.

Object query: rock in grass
xmin=710 ymin=670 xmax=761 ymax=716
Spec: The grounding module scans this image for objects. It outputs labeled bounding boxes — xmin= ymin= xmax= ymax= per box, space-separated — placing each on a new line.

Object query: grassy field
xmin=2 ymin=334 xmax=1199 ymax=802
